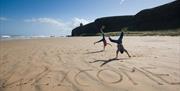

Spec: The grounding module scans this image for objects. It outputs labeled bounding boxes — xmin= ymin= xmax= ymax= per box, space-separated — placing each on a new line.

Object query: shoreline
xmin=1 ymin=36 xmax=179 ymax=41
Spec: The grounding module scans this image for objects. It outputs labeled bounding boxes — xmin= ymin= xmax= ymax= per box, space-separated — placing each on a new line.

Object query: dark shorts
xmin=117 ymin=44 xmax=125 ymax=54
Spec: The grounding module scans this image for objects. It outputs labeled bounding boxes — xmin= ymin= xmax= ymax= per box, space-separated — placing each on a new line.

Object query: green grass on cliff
xmin=96 ymin=29 xmax=180 ymax=36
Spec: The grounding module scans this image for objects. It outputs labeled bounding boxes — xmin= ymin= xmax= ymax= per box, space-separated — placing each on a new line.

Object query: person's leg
xmin=102 ymin=40 xmax=108 ymax=51
xmin=115 ymin=50 xmax=119 ymax=59
xmin=124 ymin=49 xmax=131 ymax=57
xmin=94 ymin=39 xmax=103 ymax=45
xmin=103 ymin=42 xmax=107 ymax=51
xmin=109 ymin=37 xmax=119 ymax=44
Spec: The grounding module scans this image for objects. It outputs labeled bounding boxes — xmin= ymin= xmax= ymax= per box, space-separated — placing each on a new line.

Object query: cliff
xmin=72 ymin=0 xmax=180 ymax=36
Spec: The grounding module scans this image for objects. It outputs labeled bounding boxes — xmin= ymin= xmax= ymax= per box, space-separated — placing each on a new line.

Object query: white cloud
xmin=120 ymin=0 xmax=126 ymax=5
xmin=24 ymin=17 xmax=91 ymax=31
xmin=0 ymin=17 xmax=8 ymax=21
xmin=72 ymin=17 xmax=90 ymax=26
xmin=24 ymin=18 xmax=64 ymax=26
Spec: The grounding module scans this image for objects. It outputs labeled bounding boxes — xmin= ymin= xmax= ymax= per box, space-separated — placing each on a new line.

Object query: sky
xmin=0 ymin=0 xmax=175 ymax=36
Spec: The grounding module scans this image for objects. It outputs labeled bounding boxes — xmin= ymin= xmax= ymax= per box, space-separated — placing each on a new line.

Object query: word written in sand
xmin=0 ymin=66 xmax=180 ymax=89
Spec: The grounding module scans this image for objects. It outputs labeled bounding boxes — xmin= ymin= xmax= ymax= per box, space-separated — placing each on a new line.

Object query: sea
xmin=0 ymin=35 xmax=66 ymax=40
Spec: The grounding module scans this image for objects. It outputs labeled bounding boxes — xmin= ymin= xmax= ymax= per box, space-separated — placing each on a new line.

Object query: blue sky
xmin=0 ymin=0 xmax=175 ymax=36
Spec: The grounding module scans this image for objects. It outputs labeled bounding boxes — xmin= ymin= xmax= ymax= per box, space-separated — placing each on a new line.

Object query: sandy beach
xmin=0 ymin=36 xmax=180 ymax=91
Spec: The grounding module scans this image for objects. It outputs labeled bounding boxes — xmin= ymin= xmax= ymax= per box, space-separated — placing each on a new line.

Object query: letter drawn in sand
xmin=52 ymin=70 xmax=71 ymax=87
xmin=26 ymin=66 xmax=50 ymax=86
xmin=119 ymin=67 xmax=138 ymax=85
xmin=119 ymin=67 xmax=163 ymax=85
xmin=97 ymin=69 xmax=123 ymax=84
xmin=74 ymin=69 xmax=93 ymax=86
xmin=141 ymin=67 xmax=180 ymax=85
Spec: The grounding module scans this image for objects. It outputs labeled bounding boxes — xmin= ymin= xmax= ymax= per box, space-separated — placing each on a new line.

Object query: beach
xmin=0 ymin=36 xmax=180 ymax=91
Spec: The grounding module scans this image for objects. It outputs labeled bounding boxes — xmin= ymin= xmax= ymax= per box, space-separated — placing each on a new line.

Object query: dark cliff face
xmin=71 ymin=23 xmax=98 ymax=36
xmin=95 ymin=16 xmax=134 ymax=32
xmin=72 ymin=0 xmax=180 ymax=36
xmin=133 ymin=0 xmax=180 ymax=30
xmin=71 ymin=16 xmax=134 ymax=36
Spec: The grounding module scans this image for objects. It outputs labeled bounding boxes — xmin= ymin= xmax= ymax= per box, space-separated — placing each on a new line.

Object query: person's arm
xmin=94 ymin=39 xmax=103 ymax=44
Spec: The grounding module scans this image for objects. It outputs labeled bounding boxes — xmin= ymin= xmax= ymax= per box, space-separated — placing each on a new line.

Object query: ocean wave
xmin=0 ymin=35 xmax=58 ymax=40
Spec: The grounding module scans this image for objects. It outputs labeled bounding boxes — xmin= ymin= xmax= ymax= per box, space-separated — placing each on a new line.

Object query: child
xmin=108 ymin=32 xmax=131 ymax=59
xmin=94 ymin=26 xmax=111 ymax=51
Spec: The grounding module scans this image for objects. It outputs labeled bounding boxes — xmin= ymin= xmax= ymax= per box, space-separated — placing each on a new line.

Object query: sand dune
xmin=0 ymin=36 xmax=180 ymax=91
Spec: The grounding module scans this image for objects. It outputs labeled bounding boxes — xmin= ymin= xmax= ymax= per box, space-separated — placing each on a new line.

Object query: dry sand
xmin=0 ymin=36 xmax=180 ymax=91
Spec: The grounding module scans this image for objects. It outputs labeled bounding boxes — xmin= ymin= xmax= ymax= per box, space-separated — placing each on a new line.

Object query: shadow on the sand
xmin=86 ymin=50 xmax=104 ymax=54
xmin=89 ymin=58 xmax=129 ymax=67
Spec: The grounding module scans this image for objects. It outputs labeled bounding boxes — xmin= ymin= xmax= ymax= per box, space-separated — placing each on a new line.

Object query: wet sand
xmin=0 ymin=36 xmax=180 ymax=91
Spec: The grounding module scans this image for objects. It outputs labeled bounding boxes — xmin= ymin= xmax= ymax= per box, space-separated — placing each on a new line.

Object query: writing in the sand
xmin=1 ymin=66 xmax=180 ymax=89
